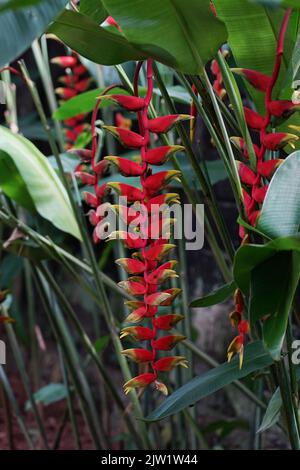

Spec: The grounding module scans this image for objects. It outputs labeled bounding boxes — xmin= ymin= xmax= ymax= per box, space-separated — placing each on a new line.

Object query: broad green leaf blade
xmin=25 ymin=383 xmax=67 ymax=411
xmin=146 ymin=341 xmax=273 ymax=422
xmin=102 ymin=0 xmax=227 ymax=73
xmin=258 ymin=151 xmax=300 ymax=238
xmin=213 ymin=1 xmax=292 ymax=112
xmin=0 ymin=0 xmax=68 ymax=67
xmin=0 ymin=0 xmax=42 ymax=12
xmin=53 ymin=87 xmax=126 ymax=120
xmin=80 ymin=0 xmax=107 ymax=23
xmin=263 ymin=250 xmax=300 ymax=358
xmin=0 ymin=126 xmax=81 ymax=240
xmin=249 ymin=250 xmax=300 ymax=359
xmin=258 ymin=387 xmax=282 ymax=434
xmin=190 ymin=281 xmax=236 ymax=308
xmin=49 ymin=10 xmax=146 ymax=66
xmin=233 ymin=235 xmax=300 ymax=293
xmin=0 ymin=151 xmax=35 ymax=211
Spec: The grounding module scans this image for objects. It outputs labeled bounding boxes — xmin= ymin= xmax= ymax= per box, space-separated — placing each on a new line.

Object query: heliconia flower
xmin=234 ymin=289 xmax=244 ymax=313
xmin=106 ymin=231 xmax=145 ymax=249
xmin=154 ymin=380 xmax=169 ymax=395
xmin=257 ymin=159 xmax=283 ymax=178
xmin=94 ymin=159 xmax=110 ymax=176
xmin=104 ymin=156 xmax=143 ymax=176
xmin=120 ymin=326 xmax=154 ymax=341
xmin=121 ymin=348 xmax=154 ymax=363
xmin=248 ymin=209 xmax=260 ymax=227
xmin=147 ymin=266 xmax=178 ymax=285
xmin=144 ymin=243 xmax=176 ymax=262
xmin=73 ymin=78 xmax=92 ymax=92
xmin=153 ymin=334 xmax=186 ymax=351
xmin=236 ymin=161 xmax=257 ymax=186
xmin=154 ymin=356 xmax=188 ymax=371
xmin=243 ymin=107 xmax=265 ymax=130
xmin=107 ymin=182 xmax=144 ymax=201
xmin=102 ymin=126 xmax=144 ymax=148
xmin=145 ymin=145 xmax=184 ymax=165
xmin=115 ymin=258 xmax=145 ymax=274
xmin=96 ymin=183 xmax=109 ymax=200
xmin=148 ymin=115 xmax=193 ymax=134
xmin=65 ymin=129 xmax=78 ymax=141
xmin=160 ymin=288 xmax=182 ymax=306
xmin=82 ymin=191 xmax=98 ymax=207
xmin=55 ymin=87 xmax=78 ymax=100
xmin=64 ymin=117 xmax=80 ymax=127
xmin=74 ymin=171 xmax=96 ymax=186
xmin=99 ymin=94 xmax=145 ymax=111
xmin=267 ymin=100 xmax=300 ymax=118
xmin=88 ymin=210 xmax=100 ymax=226
xmin=230 ymin=137 xmax=260 ymax=159
xmin=118 ymin=278 xmax=146 ymax=296
xmin=153 ymin=314 xmax=184 ymax=331
xmin=229 ymin=310 xmax=241 ymax=328
xmin=143 ymin=170 xmax=181 ymax=195
xmin=106 ymin=16 xmax=121 ymax=31
xmin=146 ymin=193 xmax=180 ymax=210
xmin=115 ymin=112 xmax=132 ymax=130
xmin=58 ymin=75 xmax=77 ymax=86
xmin=51 ymin=56 xmax=77 ymax=68
xmin=252 ymin=184 xmax=268 ymax=203
xmin=238 ymin=319 xmax=249 ymax=335
xmin=68 ymin=148 xmax=93 ymax=161
xmin=231 ymin=68 xmax=271 ymax=92
xmin=145 ymin=292 xmax=172 ymax=306
xmin=227 ymin=334 xmax=244 ymax=369
xmin=73 ymin=64 xmax=87 ymax=75
xmin=262 ymin=132 xmax=298 ymax=150
xmin=123 ymin=373 xmax=156 ymax=394
xmin=242 ymin=189 xmax=255 ymax=217
xmin=124 ymin=307 xmax=148 ymax=323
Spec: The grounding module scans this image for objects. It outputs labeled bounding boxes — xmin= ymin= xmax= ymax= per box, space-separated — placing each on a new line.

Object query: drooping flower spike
xmin=215 ymin=7 xmax=294 ymax=365
xmin=76 ymin=58 xmax=188 ymax=395
xmin=52 ymin=51 xmax=92 ymax=149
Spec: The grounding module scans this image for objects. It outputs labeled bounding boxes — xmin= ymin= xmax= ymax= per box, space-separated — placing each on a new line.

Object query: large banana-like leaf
xmin=102 ymin=0 xmax=227 ymax=73
xmin=0 ymin=0 xmax=68 ymax=67
xmin=0 ymin=126 xmax=81 ymax=240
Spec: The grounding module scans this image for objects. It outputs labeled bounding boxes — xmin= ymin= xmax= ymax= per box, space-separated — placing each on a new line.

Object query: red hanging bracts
xmin=78 ymin=60 xmax=188 ymax=395
xmin=222 ymin=9 xmax=293 ymax=366
xmin=52 ymin=52 xmax=92 ymax=149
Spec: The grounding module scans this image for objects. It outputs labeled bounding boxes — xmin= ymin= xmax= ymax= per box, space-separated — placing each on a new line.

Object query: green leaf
xmin=94 ymin=336 xmax=110 ymax=353
xmin=25 ymin=383 xmax=67 ymax=411
xmin=258 ymin=151 xmax=300 ymax=239
xmin=0 ymin=126 xmax=81 ymax=240
xmin=49 ymin=10 xmax=146 ymax=66
xmin=233 ymin=235 xmax=300 ymax=294
xmin=0 ymin=151 xmax=35 ymax=211
xmin=234 ymin=236 xmax=300 ymax=359
xmin=190 ymin=281 xmax=236 ymax=308
xmin=53 ymin=87 xmax=126 ymax=120
xmin=146 ymin=341 xmax=273 ymax=422
xmin=0 ymin=0 xmax=42 ymax=13
xmin=103 ymin=0 xmax=227 ymax=74
xmin=213 ymin=1 xmax=293 ymax=112
xmin=0 ymin=0 xmax=68 ymax=67
xmin=258 ymin=387 xmax=282 ymax=433
xmin=79 ymin=0 xmax=107 ymax=23
xmin=250 ymin=250 xmax=300 ymax=359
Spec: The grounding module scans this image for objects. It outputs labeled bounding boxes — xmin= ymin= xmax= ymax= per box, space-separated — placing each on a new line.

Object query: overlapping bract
xmin=77 ymin=59 xmax=189 ymax=395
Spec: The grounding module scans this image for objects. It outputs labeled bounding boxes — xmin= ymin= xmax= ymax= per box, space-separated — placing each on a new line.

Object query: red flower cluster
xmin=76 ymin=59 xmax=191 ymax=395
xmin=51 ymin=53 xmax=92 ymax=149
xmin=225 ymin=8 xmax=295 ymax=364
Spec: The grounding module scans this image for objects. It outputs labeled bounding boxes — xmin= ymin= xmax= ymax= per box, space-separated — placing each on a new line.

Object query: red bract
xmin=100 ymin=94 xmax=145 ymax=111
xmin=153 ymin=335 xmax=186 ymax=351
xmin=145 ymin=145 xmax=184 ymax=165
xmin=104 ymin=156 xmax=144 ymax=176
xmin=121 ymin=348 xmax=154 ymax=363
xmin=55 ymin=87 xmax=77 ymax=100
xmin=148 ymin=114 xmax=192 ymax=134
xmin=268 ymin=100 xmax=300 ymax=118
xmin=102 ymin=126 xmax=144 ymax=148
xmin=154 ymin=356 xmax=188 ymax=371
xmin=262 ymin=132 xmax=298 ymax=150
xmin=243 ymin=107 xmax=265 ymax=130
xmin=231 ymin=68 xmax=271 ymax=92
xmin=51 ymin=56 xmax=77 ymax=68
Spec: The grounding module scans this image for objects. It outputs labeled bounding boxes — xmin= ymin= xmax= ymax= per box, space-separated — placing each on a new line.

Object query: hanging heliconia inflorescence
xmin=51 ymin=52 xmax=92 ymax=149
xmin=223 ymin=7 xmax=296 ymax=366
xmin=75 ymin=58 xmax=193 ymax=395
